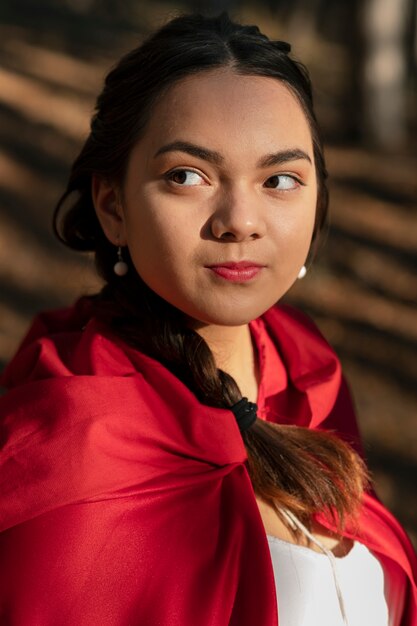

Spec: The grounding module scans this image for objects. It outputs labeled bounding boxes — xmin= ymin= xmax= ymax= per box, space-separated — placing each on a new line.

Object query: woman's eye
xmin=167 ymin=169 xmax=205 ymax=186
xmin=264 ymin=174 xmax=299 ymax=190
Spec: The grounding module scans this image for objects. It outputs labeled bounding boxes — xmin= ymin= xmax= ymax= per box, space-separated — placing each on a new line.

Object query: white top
xmin=267 ymin=534 xmax=391 ymax=626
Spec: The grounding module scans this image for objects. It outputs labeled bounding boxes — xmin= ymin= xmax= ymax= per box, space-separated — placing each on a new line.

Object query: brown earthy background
xmin=0 ymin=0 xmax=416 ymax=546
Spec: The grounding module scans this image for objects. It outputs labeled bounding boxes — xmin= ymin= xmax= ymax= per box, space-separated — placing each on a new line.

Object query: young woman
xmin=0 ymin=12 xmax=415 ymax=626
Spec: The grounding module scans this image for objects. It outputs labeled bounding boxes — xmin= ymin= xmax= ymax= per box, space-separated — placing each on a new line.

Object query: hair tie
xmin=230 ymin=397 xmax=258 ymax=433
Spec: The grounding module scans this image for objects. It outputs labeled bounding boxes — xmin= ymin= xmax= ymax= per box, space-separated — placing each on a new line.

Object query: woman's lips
xmin=207 ymin=264 xmax=263 ymax=282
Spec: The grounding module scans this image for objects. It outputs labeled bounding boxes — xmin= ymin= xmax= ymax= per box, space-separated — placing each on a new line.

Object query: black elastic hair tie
xmin=230 ymin=397 xmax=258 ymax=433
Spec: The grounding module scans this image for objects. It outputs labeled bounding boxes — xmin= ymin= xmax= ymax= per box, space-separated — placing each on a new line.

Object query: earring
xmin=297 ymin=265 xmax=307 ymax=279
xmin=113 ymin=246 xmax=128 ymax=276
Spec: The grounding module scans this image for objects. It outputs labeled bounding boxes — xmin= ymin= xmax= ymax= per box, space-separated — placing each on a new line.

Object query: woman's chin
xmin=182 ymin=300 xmax=278 ymax=329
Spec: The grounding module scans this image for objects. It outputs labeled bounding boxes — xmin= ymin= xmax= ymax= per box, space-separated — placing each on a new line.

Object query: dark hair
xmin=53 ymin=12 xmax=367 ymax=535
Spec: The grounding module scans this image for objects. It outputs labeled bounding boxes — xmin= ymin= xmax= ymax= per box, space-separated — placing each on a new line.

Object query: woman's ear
xmin=91 ymin=174 xmax=127 ymax=245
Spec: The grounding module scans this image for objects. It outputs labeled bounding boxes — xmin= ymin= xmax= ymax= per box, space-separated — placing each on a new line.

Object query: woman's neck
xmin=191 ymin=322 xmax=260 ymax=403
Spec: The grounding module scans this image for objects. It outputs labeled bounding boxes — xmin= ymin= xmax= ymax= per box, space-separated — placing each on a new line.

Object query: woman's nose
xmin=210 ymin=185 xmax=267 ymax=241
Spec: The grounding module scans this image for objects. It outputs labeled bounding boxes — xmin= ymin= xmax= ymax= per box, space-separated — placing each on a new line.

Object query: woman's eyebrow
xmin=258 ymin=149 xmax=312 ymax=167
xmin=154 ymin=141 xmax=312 ymax=167
xmin=154 ymin=141 xmax=223 ymax=164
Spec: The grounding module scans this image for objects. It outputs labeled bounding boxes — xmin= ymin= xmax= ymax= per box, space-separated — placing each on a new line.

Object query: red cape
xmin=0 ymin=296 xmax=416 ymax=625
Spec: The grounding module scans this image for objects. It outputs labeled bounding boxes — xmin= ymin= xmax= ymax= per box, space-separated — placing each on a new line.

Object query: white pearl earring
xmin=113 ymin=246 xmax=128 ymax=276
xmin=297 ymin=265 xmax=307 ymax=279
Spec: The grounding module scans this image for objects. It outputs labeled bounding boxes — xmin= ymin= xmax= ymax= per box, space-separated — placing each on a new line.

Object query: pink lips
xmin=207 ymin=261 xmax=264 ymax=282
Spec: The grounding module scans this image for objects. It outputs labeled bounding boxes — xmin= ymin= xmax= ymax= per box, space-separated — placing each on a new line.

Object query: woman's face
xmin=94 ymin=69 xmax=318 ymax=327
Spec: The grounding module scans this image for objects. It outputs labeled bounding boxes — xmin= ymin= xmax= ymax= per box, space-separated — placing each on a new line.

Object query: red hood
xmin=0 ymin=296 xmax=415 ymax=626
xmin=1 ymin=296 xmax=341 ymax=424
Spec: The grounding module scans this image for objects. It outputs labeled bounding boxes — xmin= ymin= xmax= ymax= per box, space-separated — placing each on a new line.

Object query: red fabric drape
xmin=0 ymin=296 xmax=416 ymax=625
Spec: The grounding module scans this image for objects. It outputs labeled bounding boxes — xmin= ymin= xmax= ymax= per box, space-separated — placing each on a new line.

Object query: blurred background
xmin=0 ymin=0 xmax=416 ymax=544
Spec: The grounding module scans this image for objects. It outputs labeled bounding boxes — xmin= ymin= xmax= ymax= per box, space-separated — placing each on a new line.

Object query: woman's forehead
xmin=133 ymin=69 xmax=314 ymax=166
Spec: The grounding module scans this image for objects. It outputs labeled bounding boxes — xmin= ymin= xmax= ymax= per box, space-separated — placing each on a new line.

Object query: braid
xmin=93 ymin=277 xmax=368 ymax=537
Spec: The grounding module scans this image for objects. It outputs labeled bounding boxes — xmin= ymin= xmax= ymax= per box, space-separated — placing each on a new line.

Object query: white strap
xmin=280 ymin=508 xmax=349 ymax=626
